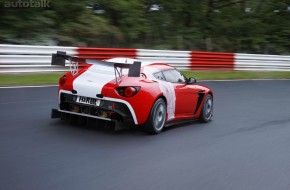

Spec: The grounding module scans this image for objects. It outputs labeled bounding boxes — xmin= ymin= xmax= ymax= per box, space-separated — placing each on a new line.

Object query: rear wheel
xmin=199 ymin=94 xmax=213 ymax=123
xmin=145 ymin=98 xmax=166 ymax=134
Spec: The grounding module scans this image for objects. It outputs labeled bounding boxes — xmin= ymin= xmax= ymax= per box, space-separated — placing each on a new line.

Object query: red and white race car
xmin=51 ymin=52 xmax=213 ymax=134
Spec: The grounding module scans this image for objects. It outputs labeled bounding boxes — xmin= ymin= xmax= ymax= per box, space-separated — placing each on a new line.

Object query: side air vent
xmin=194 ymin=91 xmax=205 ymax=114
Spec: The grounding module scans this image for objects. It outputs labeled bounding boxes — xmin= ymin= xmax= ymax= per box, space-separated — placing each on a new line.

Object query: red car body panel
xmin=100 ymin=77 xmax=163 ymax=124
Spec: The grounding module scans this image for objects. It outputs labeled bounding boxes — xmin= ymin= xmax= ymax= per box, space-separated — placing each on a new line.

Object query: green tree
xmin=0 ymin=0 xmax=289 ymax=54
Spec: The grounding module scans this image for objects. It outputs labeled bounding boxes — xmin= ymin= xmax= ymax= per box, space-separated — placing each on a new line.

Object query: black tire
xmin=199 ymin=94 xmax=213 ymax=123
xmin=145 ymin=98 xmax=167 ymax=134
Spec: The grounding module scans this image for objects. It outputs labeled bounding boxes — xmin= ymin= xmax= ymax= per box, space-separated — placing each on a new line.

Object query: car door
xmin=162 ymin=69 xmax=198 ymax=116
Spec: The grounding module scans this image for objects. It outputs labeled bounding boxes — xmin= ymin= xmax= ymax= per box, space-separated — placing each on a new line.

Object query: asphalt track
xmin=1 ymin=80 xmax=290 ymax=190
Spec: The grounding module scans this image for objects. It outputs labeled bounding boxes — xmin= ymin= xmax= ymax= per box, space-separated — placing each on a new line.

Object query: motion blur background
xmin=0 ymin=0 xmax=289 ymax=54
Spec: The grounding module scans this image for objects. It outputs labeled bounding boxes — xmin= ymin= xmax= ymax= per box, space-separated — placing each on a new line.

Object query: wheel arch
xmin=208 ymin=91 xmax=213 ymax=98
xmin=143 ymin=94 xmax=167 ymax=123
xmin=157 ymin=94 xmax=167 ymax=105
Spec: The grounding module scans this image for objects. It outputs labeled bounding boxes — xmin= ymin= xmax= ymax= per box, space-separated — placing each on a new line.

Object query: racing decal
xmin=142 ymin=66 xmax=176 ymax=121
xmin=158 ymin=80 xmax=176 ymax=121
xmin=73 ymin=64 xmax=116 ymax=97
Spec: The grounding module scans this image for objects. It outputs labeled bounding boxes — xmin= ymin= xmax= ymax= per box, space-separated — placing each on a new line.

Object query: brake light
xmin=116 ymin=87 xmax=140 ymax=97
xmin=59 ymin=75 xmax=67 ymax=87
xmin=124 ymin=87 xmax=136 ymax=97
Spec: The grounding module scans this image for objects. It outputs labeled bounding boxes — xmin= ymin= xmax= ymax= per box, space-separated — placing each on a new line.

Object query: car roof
xmin=146 ymin=63 xmax=174 ymax=71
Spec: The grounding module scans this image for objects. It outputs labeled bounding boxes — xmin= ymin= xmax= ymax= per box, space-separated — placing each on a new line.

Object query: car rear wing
xmin=51 ymin=51 xmax=141 ymax=82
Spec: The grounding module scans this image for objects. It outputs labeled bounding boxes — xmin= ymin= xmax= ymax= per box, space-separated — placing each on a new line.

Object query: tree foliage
xmin=0 ymin=0 xmax=289 ymax=54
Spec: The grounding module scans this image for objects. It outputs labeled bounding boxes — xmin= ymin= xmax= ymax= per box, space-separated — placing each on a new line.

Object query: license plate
xmin=76 ymin=96 xmax=100 ymax=106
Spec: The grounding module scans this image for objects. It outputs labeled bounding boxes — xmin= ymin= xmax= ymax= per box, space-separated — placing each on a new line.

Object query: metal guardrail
xmin=0 ymin=44 xmax=77 ymax=73
xmin=0 ymin=44 xmax=290 ymax=73
xmin=235 ymin=53 xmax=290 ymax=71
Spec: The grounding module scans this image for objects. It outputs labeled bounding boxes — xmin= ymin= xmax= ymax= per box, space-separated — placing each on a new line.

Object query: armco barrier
xmin=0 ymin=44 xmax=78 ymax=73
xmin=0 ymin=44 xmax=290 ymax=73
xmin=190 ymin=51 xmax=234 ymax=70
xmin=137 ymin=49 xmax=192 ymax=70
xmin=235 ymin=53 xmax=290 ymax=71
xmin=77 ymin=47 xmax=137 ymax=60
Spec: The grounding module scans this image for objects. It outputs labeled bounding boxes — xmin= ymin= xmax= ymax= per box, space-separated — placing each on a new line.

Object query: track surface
xmin=1 ymin=80 xmax=290 ymax=190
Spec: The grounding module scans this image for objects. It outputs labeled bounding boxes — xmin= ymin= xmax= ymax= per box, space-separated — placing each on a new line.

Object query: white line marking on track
xmin=0 ymin=85 xmax=58 ymax=89
xmin=199 ymin=79 xmax=290 ymax=82
xmin=0 ymin=79 xmax=290 ymax=89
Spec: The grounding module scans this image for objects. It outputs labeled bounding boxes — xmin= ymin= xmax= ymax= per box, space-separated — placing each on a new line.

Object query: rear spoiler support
xmin=51 ymin=51 xmax=84 ymax=76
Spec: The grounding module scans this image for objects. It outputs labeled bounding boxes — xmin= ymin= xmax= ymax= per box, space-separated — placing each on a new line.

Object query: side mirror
xmin=187 ymin=77 xmax=196 ymax=84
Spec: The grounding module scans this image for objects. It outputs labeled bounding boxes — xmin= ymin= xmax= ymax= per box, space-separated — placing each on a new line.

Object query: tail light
xmin=59 ymin=75 xmax=67 ymax=87
xmin=116 ymin=86 xmax=140 ymax=97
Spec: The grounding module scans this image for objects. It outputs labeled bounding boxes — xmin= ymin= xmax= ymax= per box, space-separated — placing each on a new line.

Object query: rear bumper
xmin=53 ymin=92 xmax=136 ymax=125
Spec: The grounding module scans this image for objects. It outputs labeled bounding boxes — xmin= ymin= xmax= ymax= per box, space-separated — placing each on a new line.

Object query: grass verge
xmin=0 ymin=71 xmax=290 ymax=86
xmin=0 ymin=72 xmax=65 ymax=86
xmin=183 ymin=71 xmax=290 ymax=80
